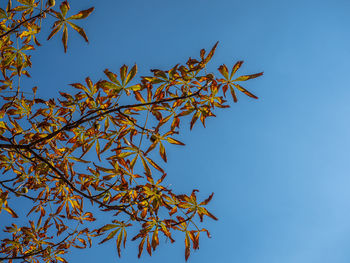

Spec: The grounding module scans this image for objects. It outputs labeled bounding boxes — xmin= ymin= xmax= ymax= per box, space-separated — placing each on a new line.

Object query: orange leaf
xmin=146 ymin=235 xmax=152 ymax=256
xmin=134 ymin=91 xmax=145 ymax=103
xmin=230 ymin=61 xmax=244 ymax=79
xmin=145 ymin=157 xmax=164 ymax=173
xmin=199 ymin=193 xmax=214 ymax=206
xmin=232 ymin=83 xmax=258 ymax=99
xmin=229 ymin=86 xmax=238 ymax=103
xmin=169 ymin=206 xmax=177 ymax=216
xmin=167 ymin=137 xmax=185 ymax=145
xmin=68 ymin=22 xmax=88 ymax=42
xmin=138 ymin=237 xmax=146 ymax=258
xmin=234 ymin=72 xmax=263 ymax=81
xmin=218 ymin=64 xmax=229 ymax=79
xmin=151 ymin=228 xmax=159 ymax=250
xmin=3 ymin=206 xmax=18 ymax=218
xmin=140 ymin=156 xmax=151 ymax=176
xmin=159 ymin=142 xmax=167 ymax=162
xmin=47 ymin=24 xmax=62 ymax=40
xmin=204 ymin=41 xmax=219 ymax=64
xmin=190 ymin=111 xmax=200 ymax=130
xmin=185 ymin=232 xmax=191 ymax=261
xmin=68 ymin=7 xmax=94 ymax=20
xmin=116 ymin=230 xmax=123 ymax=257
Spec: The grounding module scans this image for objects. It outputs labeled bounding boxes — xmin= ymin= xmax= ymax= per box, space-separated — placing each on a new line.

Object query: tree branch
xmin=0 ymin=181 xmax=53 ymax=202
xmin=27 ymin=148 xmax=146 ymax=221
xmin=30 ymin=82 xmax=209 ymax=147
xmin=0 ymin=83 xmax=209 ymax=150
xmin=0 ymin=232 xmax=72 ymax=261
xmin=0 ymin=9 xmax=48 ymax=39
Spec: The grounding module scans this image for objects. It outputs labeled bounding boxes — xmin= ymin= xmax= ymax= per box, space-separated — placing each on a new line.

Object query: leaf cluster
xmin=0 ymin=1 xmax=263 ymax=262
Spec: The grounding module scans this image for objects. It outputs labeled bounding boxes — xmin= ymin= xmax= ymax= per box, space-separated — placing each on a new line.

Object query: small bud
xmin=20 ymin=187 xmax=28 ymax=194
xmin=93 ymin=122 xmax=100 ymax=130
xmin=48 ymin=0 xmax=55 ymax=7
xmin=150 ymin=135 xmax=157 ymax=142
xmin=206 ymin=73 xmax=215 ymax=80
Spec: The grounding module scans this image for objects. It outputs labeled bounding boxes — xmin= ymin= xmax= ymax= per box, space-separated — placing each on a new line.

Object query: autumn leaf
xmin=231 ymin=61 xmax=244 ymax=78
xmin=67 ymin=22 xmax=88 ymax=42
xmin=0 ymin=8 xmax=7 ymax=19
xmin=68 ymin=7 xmax=94 ymax=20
xmin=60 ymin=0 xmax=70 ymax=17
xmin=62 ymin=25 xmax=68 ymax=52
xmin=47 ymin=2 xmax=94 ymax=52
xmin=3 ymin=206 xmax=18 ymax=218
xmin=232 ymin=83 xmax=258 ymax=99
xmin=234 ymin=72 xmax=264 ymax=81
xmin=166 ymin=137 xmax=185 ymax=145
xmin=0 ymin=10 xmax=263 ymax=260
xmin=218 ymin=64 xmax=229 ymax=79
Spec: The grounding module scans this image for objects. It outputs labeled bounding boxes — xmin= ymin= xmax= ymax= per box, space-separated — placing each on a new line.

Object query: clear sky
xmin=7 ymin=0 xmax=350 ymax=262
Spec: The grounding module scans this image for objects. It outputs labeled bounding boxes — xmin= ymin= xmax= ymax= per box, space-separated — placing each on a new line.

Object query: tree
xmin=0 ymin=1 xmax=263 ymax=262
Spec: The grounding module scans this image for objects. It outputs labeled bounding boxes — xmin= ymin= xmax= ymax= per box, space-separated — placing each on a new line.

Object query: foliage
xmin=0 ymin=1 xmax=263 ymax=262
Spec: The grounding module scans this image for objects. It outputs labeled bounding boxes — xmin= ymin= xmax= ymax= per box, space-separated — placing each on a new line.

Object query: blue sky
xmin=5 ymin=0 xmax=350 ymax=262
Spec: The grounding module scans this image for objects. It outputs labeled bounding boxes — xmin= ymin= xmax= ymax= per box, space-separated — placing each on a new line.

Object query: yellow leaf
xmin=232 ymin=83 xmax=258 ymax=99
xmin=159 ymin=142 xmax=167 ymax=162
xmin=60 ymin=0 xmax=70 ymax=17
xmin=167 ymin=137 xmax=185 ymax=146
xmin=3 ymin=206 xmax=18 ymax=218
xmin=0 ymin=121 xmax=7 ymax=129
xmin=47 ymin=24 xmax=63 ymax=40
xmin=125 ymin=64 xmax=137 ymax=85
xmin=68 ymin=22 xmax=88 ymax=42
xmin=68 ymin=7 xmax=94 ymax=20
xmin=234 ymin=72 xmax=263 ymax=81
xmin=120 ymin=65 xmax=128 ymax=85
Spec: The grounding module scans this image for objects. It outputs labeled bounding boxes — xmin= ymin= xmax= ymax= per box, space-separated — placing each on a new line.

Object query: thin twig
xmin=0 ymin=9 xmax=48 ymax=39
xmin=30 ymin=82 xmax=209 ymax=147
xmin=0 ymin=232 xmax=72 ymax=260
xmin=0 ymin=83 xmax=208 ymax=150
xmin=27 ymin=148 xmax=146 ymax=222
xmin=0 ymin=181 xmax=52 ymax=202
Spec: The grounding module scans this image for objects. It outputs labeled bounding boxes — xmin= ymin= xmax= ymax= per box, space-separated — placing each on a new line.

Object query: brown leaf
xmin=230 ymin=86 xmax=238 ymax=102
xmin=138 ymin=237 xmax=145 ymax=258
xmin=199 ymin=193 xmax=214 ymax=206
xmin=68 ymin=22 xmax=88 ymax=42
xmin=62 ymin=25 xmax=68 ymax=53
xmin=134 ymin=91 xmax=145 ymax=102
xmin=47 ymin=24 xmax=63 ymax=40
xmin=159 ymin=142 xmax=167 ymax=162
xmin=231 ymin=61 xmax=244 ymax=79
xmin=190 ymin=111 xmax=200 ymax=130
xmin=185 ymin=233 xmax=191 ymax=261
xmin=204 ymin=41 xmax=219 ymax=64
